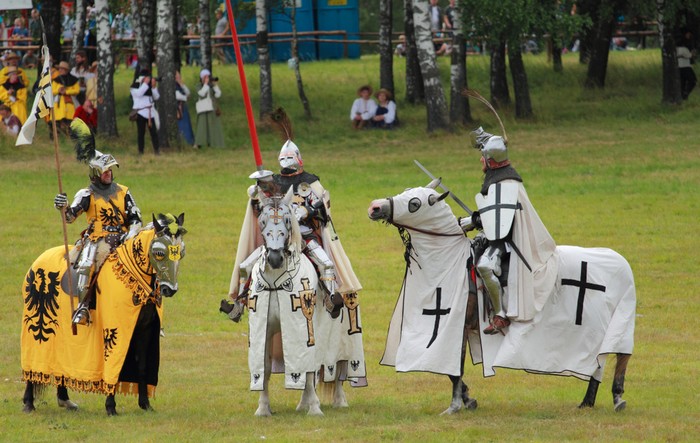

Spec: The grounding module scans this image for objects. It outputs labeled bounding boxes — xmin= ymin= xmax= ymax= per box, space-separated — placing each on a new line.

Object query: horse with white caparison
xmin=368 ymin=180 xmax=635 ymax=414
xmin=242 ymin=190 xmax=329 ymax=416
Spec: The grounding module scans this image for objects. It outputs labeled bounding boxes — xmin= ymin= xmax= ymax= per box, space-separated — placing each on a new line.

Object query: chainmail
xmin=480 ymin=165 xmax=522 ymax=195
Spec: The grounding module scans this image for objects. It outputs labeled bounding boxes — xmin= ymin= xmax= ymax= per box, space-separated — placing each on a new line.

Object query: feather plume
xmin=461 ymin=89 xmax=508 ymax=144
xmin=265 ymin=107 xmax=294 ymax=142
xmin=70 ymin=118 xmax=96 ymax=163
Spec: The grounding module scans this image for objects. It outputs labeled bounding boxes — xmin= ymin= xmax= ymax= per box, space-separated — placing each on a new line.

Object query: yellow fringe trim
xmin=109 ymin=255 xmax=160 ymax=306
xmin=22 ymin=370 xmax=157 ymax=398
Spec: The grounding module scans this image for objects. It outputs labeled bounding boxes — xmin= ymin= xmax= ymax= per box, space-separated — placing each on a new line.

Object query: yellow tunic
xmin=84 ymin=185 xmax=131 ymax=242
xmin=51 ymin=76 xmax=80 ymax=121
xmin=0 ymin=83 xmax=28 ymax=124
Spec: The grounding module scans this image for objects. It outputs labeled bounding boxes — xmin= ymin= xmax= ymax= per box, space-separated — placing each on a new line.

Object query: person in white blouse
xmin=130 ymin=69 xmax=160 ymax=155
xmin=350 ymin=85 xmax=377 ymax=129
xmin=371 ymin=88 xmax=398 ymax=129
xmin=194 ymin=68 xmax=225 ymax=148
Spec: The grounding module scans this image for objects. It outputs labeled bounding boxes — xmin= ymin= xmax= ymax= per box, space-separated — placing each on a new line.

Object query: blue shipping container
xmin=269 ymin=0 xmax=318 ymax=62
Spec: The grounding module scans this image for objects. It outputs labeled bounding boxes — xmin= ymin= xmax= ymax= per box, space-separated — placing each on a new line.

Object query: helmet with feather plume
xmin=70 ymin=118 xmax=119 ymax=181
xmin=462 ymin=89 xmax=510 ymax=170
xmin=266 ymin=107 xmax=303 ymax=173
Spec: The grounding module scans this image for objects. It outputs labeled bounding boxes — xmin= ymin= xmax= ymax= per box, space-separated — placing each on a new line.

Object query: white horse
xmin=368 ymin=180 xmax=635 ymax=414
xmin=246 ymin=190 xmax=323 ymax=416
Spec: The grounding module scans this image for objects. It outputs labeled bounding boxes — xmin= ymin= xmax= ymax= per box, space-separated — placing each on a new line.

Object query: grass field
xmin=1 ymin=50 xmax=699 ymax=442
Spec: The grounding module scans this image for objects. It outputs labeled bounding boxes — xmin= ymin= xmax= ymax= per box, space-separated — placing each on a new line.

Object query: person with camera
xmin=194 ymin=68 xmax=224 ymax=148
xmin=130 ymin=69 xmax=160 ymax=155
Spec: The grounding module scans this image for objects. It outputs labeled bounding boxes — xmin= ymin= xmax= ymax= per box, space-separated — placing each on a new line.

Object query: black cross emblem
xmin=422 ymin=288 xmax=451 ymax=348
xmin=479 ymin=183 xmax=521 ymax=238
xmin=561 ymin=261 xmax=606 ymax=325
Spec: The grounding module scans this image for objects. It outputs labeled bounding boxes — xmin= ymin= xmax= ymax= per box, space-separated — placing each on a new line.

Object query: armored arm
xmin=123 ymin=191 xmax=142 ymax=240
xmin=459 ymin=211 xmax=481 ymax=233
xmin=56 ymin=188 xmax=90 ymax=224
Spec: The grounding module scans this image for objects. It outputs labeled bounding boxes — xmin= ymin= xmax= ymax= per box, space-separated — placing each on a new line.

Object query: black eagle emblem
xmin=103 ymin=328 xmax=118 ymax=361
xmin=132 ymin=238 xmax=147 ymax=269
xmin=23 ymin=268 xmax=61 ymax=342
xmin=99 ymin=206 xmax=121 ymax=227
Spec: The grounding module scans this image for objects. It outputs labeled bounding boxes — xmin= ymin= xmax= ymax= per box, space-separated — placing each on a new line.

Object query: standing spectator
xmin=214 ymin=9 xmax=234 ymax=64
xmin=175 ymin=70 xmax=195 ymax=145
xmin=372 ymin=88 xmax=398 ymax=129
xmin=677 ymin=30 xmax=697 ymax=100
xmin=85 ymin=61 xmax=98 ymax=104
xmin=51 ymin=61 xmax=80 ymax=134
xmin=443 ymin=0 xmax=458 ymax=37
xmin=0 ymin=65 xmax=28 ymax=124
xmin=74 ymin=98 xmax=98 ymax=131
xmin=194 ymin=68 xmax=224 ymax=148
xmin=130 ymin=69 xmax=161 ymax=155
xmin=0 ymin=103 xmax=21 ymax=136
xmin=61 ymin=4 xmax=75 ymax=46
xmin=71 ymin=50 xmax=89 ymax=105
xmin=11 ymin=18 xmax=29 ymax=59
xmin=428 ymin=0 xmax=444 ymax=52
xmin=29 ymin=9 xmax=42 ymax=45
xmin=350 ymin=85 xmax=377 ymax=129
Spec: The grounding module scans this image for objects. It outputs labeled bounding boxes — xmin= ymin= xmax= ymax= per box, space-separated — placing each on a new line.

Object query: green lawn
xmin=0 ymin=50 xmax=698 ymax=442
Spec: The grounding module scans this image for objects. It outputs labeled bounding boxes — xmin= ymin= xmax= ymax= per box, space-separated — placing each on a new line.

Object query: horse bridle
xmin=386 ymin=197 xmax=464 ymax=238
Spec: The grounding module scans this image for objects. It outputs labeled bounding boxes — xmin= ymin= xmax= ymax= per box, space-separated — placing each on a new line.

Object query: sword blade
xmin=414 ymin=159 xmax=473 ymax=215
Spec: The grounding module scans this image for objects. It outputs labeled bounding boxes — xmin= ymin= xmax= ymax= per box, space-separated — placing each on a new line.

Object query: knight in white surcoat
xmin=460 ymin=127 xmax=559 ymax=335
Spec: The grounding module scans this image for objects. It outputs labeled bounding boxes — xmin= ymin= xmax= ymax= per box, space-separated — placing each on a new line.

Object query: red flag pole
xmin=224 ymin=0 xmax=264 ymax=171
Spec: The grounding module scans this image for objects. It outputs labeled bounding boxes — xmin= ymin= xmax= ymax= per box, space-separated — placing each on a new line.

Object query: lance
xmin=414 ymin=159 xmax=473 ymax=215
xmin=224 ymin=0 xmax=264 ymax=171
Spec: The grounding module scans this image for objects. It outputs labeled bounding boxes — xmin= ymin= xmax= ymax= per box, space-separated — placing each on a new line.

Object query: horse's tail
xmin=319 ymin=372 xmax=337 ymax=404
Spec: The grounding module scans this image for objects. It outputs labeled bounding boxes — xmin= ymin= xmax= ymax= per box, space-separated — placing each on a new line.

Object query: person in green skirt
xmin=194 ymin=68 xmax=225 ymax=148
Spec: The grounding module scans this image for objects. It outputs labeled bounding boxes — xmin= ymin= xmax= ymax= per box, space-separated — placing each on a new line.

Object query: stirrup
xmin=72 ymin=304 xmax=91 ymax=326
xmin=483 ymin=315 xmax=510 ymax=335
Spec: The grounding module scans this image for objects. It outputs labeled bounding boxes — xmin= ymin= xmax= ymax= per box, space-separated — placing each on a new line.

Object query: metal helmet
xmin=278 ymin=139 xmax=303 ymax=172
xmin=470 ymin=127 xmax=508 ymax=168
xmin=89 ymin=150 xmax=119 ymax=180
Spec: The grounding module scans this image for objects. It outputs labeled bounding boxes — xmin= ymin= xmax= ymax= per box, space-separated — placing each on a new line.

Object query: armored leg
xmin=476 ymin=244 xmax=505 ymax=316
xmin=305 ymin=240 xmax=343 ymax=317
xmin=73 ymin=240 xmax=97 ymax=325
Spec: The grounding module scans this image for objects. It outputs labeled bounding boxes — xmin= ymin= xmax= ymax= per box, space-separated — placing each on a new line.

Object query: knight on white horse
xmin=460 ymin=127 xmax=559 ymax=335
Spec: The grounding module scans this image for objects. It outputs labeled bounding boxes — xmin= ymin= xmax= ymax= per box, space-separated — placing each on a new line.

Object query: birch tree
xmin=156 ymin=0 xmax=179 ymax=147
xmin=71 ymin=0 xmax=86 ymax=62
xmin=41 ymin=0 xmax=62 ymax=66
xmin=412 ymin=0 xmax=449 ymax=131
xmin=199 ymin=0 xmax=213 ymax=73
xmin=95 ymin=0 xmax=118 ymax=137
xmin=130 ymin=0 xmax=157 ymax=69
xmin=404 ymin=0 xmax=425 ymax=104
xmin=379 ymin=0 xmax=395 ymax=94
xmin=257 ymin=0 xmax=273 ymax=118
xmin=288 ymin=2 xmax=312 ymax=119
xmin=449 ymin=5 xmax=471 ymax=125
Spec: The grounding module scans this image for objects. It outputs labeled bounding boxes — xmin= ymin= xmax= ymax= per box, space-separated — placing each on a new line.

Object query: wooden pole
xmin=50 ymin=108 xmax=78 ymax=335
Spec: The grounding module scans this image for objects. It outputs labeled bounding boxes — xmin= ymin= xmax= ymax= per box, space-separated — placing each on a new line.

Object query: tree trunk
xmin=449 ymin=7 xmax=471 ymax=125
xmin=130 ymin=0 xmax=145 ymax=69
xmin=41 ymin=0 xmax=62 ymax=66
xmin=290 ymin=4 xmax=312 ymax=119
xmin=576 ymin=0 xmax=597 ymax=64
xmin=257 ymin=0 xmax=273 ymax=118
xmin=71 ymin=0 xmax=86 ymax=62
xmin=658 ymin=12 xmax=682 ymax=104
xmin=173 ymin=6 xmax=182 ymax=68
xmin=490 ymin=39 xmax=510 ymax=107
xmin=551 ymin=41 xmax=563 ymax=72
xmin=508 ymin=45 xmax=533 ymax=119
xmin=141 ymin=0 xmax=157 ymax=68
xmin=412 ymin=0 xmax=449 ymax=131
xmin=404 ymin=0 xmax=425 ymax=104
xmin=584 ymin=10 xmax=614 ymax=88
xmin=199 ymin=0 xmax=212 ymax=73
xmin=95 ymin=0 xmax=118 ymax=137
xmin=379 ymin=0 xmax=394 ymax=94
xmin=156 ymin=0 xmax=179 ymax=148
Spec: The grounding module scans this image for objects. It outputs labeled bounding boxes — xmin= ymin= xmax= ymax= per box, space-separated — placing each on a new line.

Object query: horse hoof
xmin=464 ymin=398 xmax=478 ymax=410
xmin=307 ymin=407 xmax=324 ymax=416
xmin=578 ymin=401 xmax=594 ymax=409
xmin=106 ymin=408 xmax=118 ymax=416
xmin=139 ymin=403 xmax=154 ymax=412
xmin=255 ymin=407 xmax=272 ymax=417
xmin=22 ymin=403 xmax=35 ymax=413
xmin=614 ymin=400 xmax=627 ymax=412
xmin=57 ymin=398 xmax=79 ymax=411
xmin=332 ymin=400 xmax=349 ymax=408
xmin=295 ymin=401 xmax=308 ymax=412
xmin=440 ymin=406 xmax=462 ymax=415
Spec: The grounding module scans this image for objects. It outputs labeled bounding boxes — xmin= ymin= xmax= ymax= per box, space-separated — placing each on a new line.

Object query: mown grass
xmin=1 ymin=50 xmax=699 ymax=442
